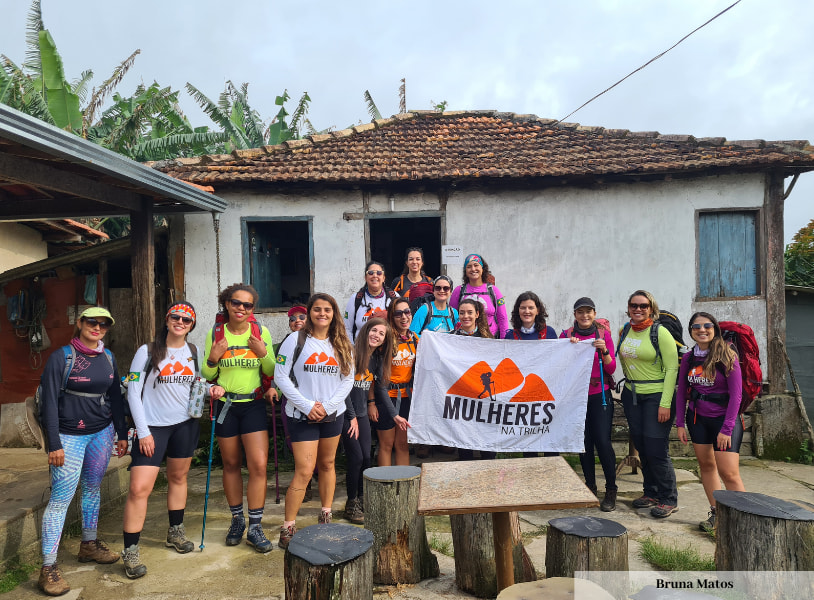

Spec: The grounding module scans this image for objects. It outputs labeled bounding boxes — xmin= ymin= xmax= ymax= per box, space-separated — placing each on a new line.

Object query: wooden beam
xmin=0 ymin=152 xmax=142 ymax=211
xmin=765 ymin=169 xmax=786 ymax=394
xmin=131 ymin=200 xmax=155 ymax=347
xmin=0 ymin=198 xmax=128 ymax=220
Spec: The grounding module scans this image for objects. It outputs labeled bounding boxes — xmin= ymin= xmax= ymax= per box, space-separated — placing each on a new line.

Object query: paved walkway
xmin=2 ymin=449 xmax=813 ymax=599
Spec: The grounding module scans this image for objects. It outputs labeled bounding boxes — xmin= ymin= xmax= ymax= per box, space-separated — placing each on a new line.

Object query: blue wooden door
xmin=699 ymin=212 xmax=757 ymax=297
xmin=248 ymin=224 xmax=282 ymax=308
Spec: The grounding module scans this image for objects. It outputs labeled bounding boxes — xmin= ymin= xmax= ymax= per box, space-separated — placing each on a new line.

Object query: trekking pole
xmin=200 ymin=396 xmax=216 ymax=551
xmin=271 ymin=395 xmax=280 ymax=503
xmin=599 ymin=346 xmax=607 ymax=407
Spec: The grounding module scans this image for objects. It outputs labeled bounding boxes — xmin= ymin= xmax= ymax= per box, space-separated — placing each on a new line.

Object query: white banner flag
xmin=407 ymin=331 xmax=596 ymax=453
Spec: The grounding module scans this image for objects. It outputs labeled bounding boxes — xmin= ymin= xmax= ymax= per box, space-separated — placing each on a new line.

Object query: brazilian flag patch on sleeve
xmin=276 ymin=355 xmax=286 ymax=365
xmin=497 ymin=298 xmax=505 ymax=306
xmin=127 ymin=372 xmax=140 ymax=382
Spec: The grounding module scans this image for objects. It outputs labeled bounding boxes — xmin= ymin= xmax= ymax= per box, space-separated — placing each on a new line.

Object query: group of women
xmin=37 ymin=249 xmax=746 ymax=596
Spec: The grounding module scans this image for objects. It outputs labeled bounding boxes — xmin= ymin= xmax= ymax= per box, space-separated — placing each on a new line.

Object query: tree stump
xmin=284 ymin=523 xmax=374 ymax=600
xmin=497 ymin=577 xmax=615 ymax=600
xmin=545 ymin=516 xmax=628 ymax=597
xmin=449 ymin=511 xmax=536 ymax=598
xmin=363 ymin=466 xmax=439 ymax=584
xmin=715 ymin=490 xmax=814 ymax=571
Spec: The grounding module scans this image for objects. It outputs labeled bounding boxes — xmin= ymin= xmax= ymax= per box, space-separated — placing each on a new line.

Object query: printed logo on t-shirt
xmin=157 ymin=360 xmax=195 ymax=384
xmin=393 ymin=347 xmax=415 ymax=367
xmin=303 ymin=352 xmax=340 ymax=374
xmin=619 ymin=338 xmax=642 ymax=360
xmin=354 ymin=370 xmax=373 ymax=391
xmin=219 ymin=348 xmax=260 ymax=369
xmin=77 ymin=419 xmax=85 ymax=429
xmin=687 ymin=364 xmax=714 ymax=387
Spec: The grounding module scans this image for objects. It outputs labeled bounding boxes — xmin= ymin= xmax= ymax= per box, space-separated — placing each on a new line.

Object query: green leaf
xmin=38 ymin=30 xmax=67 ymax=91
xmin=47 ymin=86 xmax=82 ymax=132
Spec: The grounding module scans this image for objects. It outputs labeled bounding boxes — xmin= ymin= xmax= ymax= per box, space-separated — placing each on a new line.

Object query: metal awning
xmin=0 ymin=104 xmax=227 ymax=220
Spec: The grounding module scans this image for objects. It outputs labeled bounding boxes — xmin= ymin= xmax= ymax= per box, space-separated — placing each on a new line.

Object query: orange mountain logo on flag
xmin=160 ymin=361 xmax=194 ymax=376
xmin=446 ymin=358 xmax=554 ymax=402
xmin=304 ymin=352 xmax=339 ymax=366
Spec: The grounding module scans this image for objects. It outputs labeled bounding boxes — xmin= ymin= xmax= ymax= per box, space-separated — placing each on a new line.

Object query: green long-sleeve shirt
xmin=618 ymin=324 xmax=679 ymax=408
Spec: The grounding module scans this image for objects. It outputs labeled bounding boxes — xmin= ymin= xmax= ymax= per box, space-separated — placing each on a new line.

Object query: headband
xmin=434 ymin=275 xmax=453 ymax=286
xmin=464 ymin=253 xmax=484 ymax=266
xmin=167 ymin=303 xmax=196 ymax=322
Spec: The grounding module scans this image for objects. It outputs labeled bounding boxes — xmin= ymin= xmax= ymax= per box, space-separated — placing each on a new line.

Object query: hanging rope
xmin=212 ymin=212 xmax=222 ymax=292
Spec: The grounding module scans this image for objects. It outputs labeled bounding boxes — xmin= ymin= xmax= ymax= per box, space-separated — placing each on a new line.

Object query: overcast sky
xmin=4 ymin=0 xmax=812 ymax=243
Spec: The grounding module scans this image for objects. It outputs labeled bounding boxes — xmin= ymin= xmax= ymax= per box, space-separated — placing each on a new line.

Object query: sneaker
xmin=318 ymin=510 xmax=332 ymax=524
xmin=651 ymin=503 xmax=679 ymax=518
xmin=345 ymin=498 xmax=364 ymax=525
xmin=122 ymin=544 xmax=147 ymax=579
xmin=77 ymin=539 xmax=120 ymax=564
xmin=600 ymin=489 xmax=617 ymax=512
xmin=246 ymin=524 xmax=274 ymax=553
xmin=632 ymin=495 xmax=658 ymax=509
xmin=166 ymin=524 xmax=195 ymax=554
xmin=278 ymin=524 xmax=296 ymax=550
xmin=225 ymin=516 xmax=246 ymax=546
xmin=700 ymin=508 xmax=716 ymax=532
xmin=38 ymin=564 xmax=69 ymax=596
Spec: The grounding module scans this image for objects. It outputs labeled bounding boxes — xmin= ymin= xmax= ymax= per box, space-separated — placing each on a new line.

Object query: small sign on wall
xmin=442 ymin=245 xmax=464 ymax=265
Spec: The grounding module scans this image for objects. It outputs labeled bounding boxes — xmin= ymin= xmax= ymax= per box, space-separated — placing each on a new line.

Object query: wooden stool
xmin=546 ymin=516 xmax=628 ymax=577
xmin=714 ymin=490 xmax=814 ymax=570
xmin=284 ymin=523 xmax=374 ymax=600
xmin=363 ymin=466 xmax=439 ymax=584
xmin=497 ymin=577 xmax=615 ymax=600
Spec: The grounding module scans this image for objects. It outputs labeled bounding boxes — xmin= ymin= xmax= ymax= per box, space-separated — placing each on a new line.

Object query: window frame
xmin=240 ymin=216 xmax=314 ymax=313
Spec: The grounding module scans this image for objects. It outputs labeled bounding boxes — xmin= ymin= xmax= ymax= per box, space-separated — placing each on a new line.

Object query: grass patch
xmin=63 ymin=520 xmax=82 ymax=538
xmin=639 ymin=536 xmax=715 ymax=571
xmin=424 ymin=515 xmax=452 ymax=533
xmin=521 ymin=524 xmax=547 ymax=543
xmin=0 ymin=558 xmax=37 ymax=593
xmin=429 ymin=534 xmax=454 ymax=557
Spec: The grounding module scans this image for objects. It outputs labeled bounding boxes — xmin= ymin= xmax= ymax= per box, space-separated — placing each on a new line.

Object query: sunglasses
xmin=289 ymin=314 xmax=306 ymax=322
xmin=83 ymin=317 xmax=111 ymax=330
xmin=691 ymin=323 xmax=715 ymax=330
xmin=628 ymin=303 xmax=651 ymax=310
xmin=434 ymin=286 xmax=451 ymax=292
xmin=366 ymin=270 xmax=383 ymax=276
xmin=169 ymin=314 xmax=194 ymax=325
xmin=229 ymin=299 xmax=255 ymax=310
xmin=393 ymin=309 xmax=412 ymax=318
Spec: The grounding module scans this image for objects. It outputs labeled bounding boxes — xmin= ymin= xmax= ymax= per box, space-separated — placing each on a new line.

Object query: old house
xmin=155 ymin=110 xmax=814 ymax=398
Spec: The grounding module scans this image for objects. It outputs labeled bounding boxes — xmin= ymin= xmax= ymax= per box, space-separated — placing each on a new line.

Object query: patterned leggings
xmin=41 ymin=423 xmax=115 ymax=559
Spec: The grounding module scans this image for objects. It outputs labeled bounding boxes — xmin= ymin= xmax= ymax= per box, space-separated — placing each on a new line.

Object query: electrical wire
xmin=556 ymin=0 xmax=744 ymax=124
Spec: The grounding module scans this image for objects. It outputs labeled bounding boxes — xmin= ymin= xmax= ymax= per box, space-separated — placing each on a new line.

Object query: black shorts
xmin=375 ymin=395 xmax=411 ymax=431
xmin=213 ymin=399 xmax=267 ymax=438
xmin=288 ymin=413 xmax=344 ymax=442
xmin=686 ymin=411 xmax=744 ymax=453
xmin=130 ymin=418 xmax=200 ymax=467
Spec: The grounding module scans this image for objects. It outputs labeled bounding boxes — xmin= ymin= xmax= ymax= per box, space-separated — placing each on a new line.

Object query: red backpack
xmin=718 ymin=321 xmax=762 ymax=413
xmin=210 ymin=312 xmax=273 ymax=395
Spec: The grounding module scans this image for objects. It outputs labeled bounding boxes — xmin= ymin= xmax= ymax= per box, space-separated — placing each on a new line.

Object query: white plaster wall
xmin=0 ymin=223 xmax=47 ymax=272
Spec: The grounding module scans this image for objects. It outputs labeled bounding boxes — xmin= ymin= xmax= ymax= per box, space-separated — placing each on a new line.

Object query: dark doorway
xmin=368 ymin=216 xmax=442 ymax=284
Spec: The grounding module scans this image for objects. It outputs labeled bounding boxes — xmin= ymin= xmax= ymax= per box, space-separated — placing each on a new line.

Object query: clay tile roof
xmin=152 ymin=111 xmax=814 ymax=187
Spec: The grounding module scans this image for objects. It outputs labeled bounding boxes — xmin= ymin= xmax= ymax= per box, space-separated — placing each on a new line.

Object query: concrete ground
xmin=2 ymin=450 xmax=814 ymax=599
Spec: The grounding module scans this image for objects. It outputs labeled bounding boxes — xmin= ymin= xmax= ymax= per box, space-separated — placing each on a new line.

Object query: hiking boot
xmin=38 ymin=564 xmax=69 ymax=596
xmin=358 ymin=495 xmax=364 ymax=513
xmin=166 ymin=524 xmax=195 ymax=554
xmin=345 ymin=498 xmax=364 ymax=525
xmin=632 ymin=495 xmax=658 ymax=509
xmin=278 ymin=524 xmax=296 ymax=550
xmin=77 ymin=539 xmax=120 ymax=564
xmin=600 ymin=489 xmax=617 ymax=512
xmin=651 ymin=503 xmax=679 ymax=518
xmin=302 ymin=479 xmax=314 ymax=502
xmin=225 ymin=516 xmax=246 ymax=546
xmin=246 ymin=524 xmax=274 ymax=553
xmin=700 ymin=508 xmax=716 ymax=532
xmin=121 ymin=544 xmax=147 ymax=579
xmin=318 ymin=510 xmax=332 ymax=524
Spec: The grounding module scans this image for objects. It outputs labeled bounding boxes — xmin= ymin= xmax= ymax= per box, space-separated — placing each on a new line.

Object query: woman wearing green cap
xmin=38 ymin=307 xmax=128 ymax=596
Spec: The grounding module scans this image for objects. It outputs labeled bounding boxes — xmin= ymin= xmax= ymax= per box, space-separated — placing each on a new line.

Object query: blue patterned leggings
xmin=41 ymin=423 xmax=115 ymax=559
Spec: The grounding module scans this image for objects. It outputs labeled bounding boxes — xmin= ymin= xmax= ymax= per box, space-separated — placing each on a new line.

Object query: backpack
xmin=719 ymin=321 xmax=763 ymax=412
xmin=619 ymin=310 xmax=688 ymax=368
xmin=418 ymin=303 xmax=456 ymax=333
xmin=460 ymin=283 xmax=499 ymax=312
xmin=393 ymin=274 xmax=431 ymax=297
xmin=564 ymin=319 xmax=616 ymax=390
xmin=209 ymin=313 xmax=272 ymax=396
xmin=352 ymin=286 xmax=398 ymax=339
xmin=34 ymin=345 xmax=114 ymax=452
xmin=408 ymin=281 xmax=436 ymax=315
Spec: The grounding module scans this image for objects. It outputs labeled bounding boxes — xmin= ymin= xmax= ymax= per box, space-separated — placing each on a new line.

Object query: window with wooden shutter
xmin=698 ymin=211 xmax=759 ymax=298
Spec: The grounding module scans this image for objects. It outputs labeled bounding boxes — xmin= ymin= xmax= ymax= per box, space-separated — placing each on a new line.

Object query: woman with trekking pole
xmin=342 ymin=316 xmax=393 ymax=523
xmin=274 ymin=293 xmax=355 ymax=549
xmin=38 ymin=307 xmax=128 ymax=597
xmin=449 ymin=253 xmax=508 ymax=338
xmin=121 ymin=302 xmax=224 ymax=578
xmin=369 ymin=298 xmax=416 ymax=466
xmin=617 ymin=290 xmax=679 ymax=518
xmin=201 ymin=284 xmax=276 ymax=552
xmin=676 ymin=312 xmax=745 ymax=532
xmin=561 ymin=297 xmax=618 ymax=511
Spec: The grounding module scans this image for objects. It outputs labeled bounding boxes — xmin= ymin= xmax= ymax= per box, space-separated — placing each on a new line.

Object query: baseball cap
xmin=573 ymin=297 xmax=596 ymax=311
xmin=79 ymin=306 xmax=115 ymax=326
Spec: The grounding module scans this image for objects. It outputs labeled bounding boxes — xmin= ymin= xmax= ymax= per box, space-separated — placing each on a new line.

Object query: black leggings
xmin=342 ymin=415 xmax=372 ymax=500
xmin=580 ymin=389 xmax=617 ymax=491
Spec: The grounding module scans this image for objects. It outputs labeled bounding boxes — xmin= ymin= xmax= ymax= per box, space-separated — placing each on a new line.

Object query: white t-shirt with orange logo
xmin=275 ymin=334 xmax=355 ymax=420
xmin=127 ymin=343 xmax=200 ymax=437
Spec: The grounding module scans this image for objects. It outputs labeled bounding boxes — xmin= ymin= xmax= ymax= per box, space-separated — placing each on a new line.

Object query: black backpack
xmin=352 ymin=286 xmax=398 ymax=339
xmin=417 ymin=303 xmax=456 ymax=333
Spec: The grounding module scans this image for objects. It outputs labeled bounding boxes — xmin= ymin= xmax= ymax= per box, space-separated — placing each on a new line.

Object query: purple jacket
xmin=676 ymin=348 xmax=742 ymax=436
